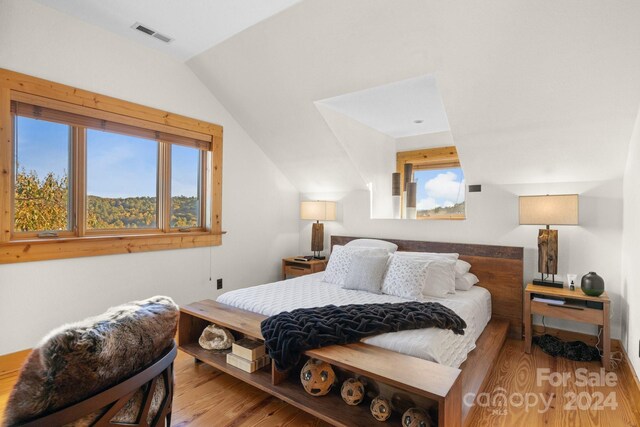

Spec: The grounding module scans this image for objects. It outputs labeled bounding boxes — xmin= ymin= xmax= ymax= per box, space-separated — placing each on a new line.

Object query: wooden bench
xmin=178 ymin=299 xmax=509 ymax=427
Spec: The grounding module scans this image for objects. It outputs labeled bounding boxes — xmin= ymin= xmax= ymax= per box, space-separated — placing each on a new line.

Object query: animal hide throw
xmin=4 ymin=295 xmax=178 ymax=426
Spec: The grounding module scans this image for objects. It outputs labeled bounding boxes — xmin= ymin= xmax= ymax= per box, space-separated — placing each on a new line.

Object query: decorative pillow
xmin=455 ymin=272 xmax=480 ymax=291
xmin=342 ymin=253 xmax=390 ymax=294
xmin=422 ymin=258 xmax=457 ymax=297
xmin=344 ymin=238 xmax=398 ymax=253
xmin=324 ymin=245 xmax=388 ymax=285
xmin=381 ymin=256 xmax=431 ymax=300
xmin=4 ymin=296 xmax=178 ymax=427
xmin=454 ymin=260 xmax=472 ymax=278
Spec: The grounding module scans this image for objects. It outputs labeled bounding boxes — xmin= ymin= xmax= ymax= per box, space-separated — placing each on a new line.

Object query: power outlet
xmin=217 ymin=278 xmax=223 ymax=290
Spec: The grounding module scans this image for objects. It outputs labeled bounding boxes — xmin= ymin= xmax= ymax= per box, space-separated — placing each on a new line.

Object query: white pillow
xmin=422 ymin=258 xmax=457 ymax=297
xmin=324 ymin=245 xmax=388 ymax=285
xmin=345 ymin=239 xmax=398 ymax=253
xmin=395 ymin=251 xmax=459 ymax=261
xmin=381 ymin=256 xmax=430 ymax=300
xmin=455 ymin=272 xmax=480 ymax=291
xmin=342 ymin=253 xmax=390 ymax=294
xmin=454 ymin=260 xmax=472 ymax=278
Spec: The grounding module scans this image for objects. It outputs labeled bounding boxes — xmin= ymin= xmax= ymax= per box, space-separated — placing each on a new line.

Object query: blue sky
xmin=414 ymin=167 xmax=465 ymax=211
xmin=15 ymin=116 xmax=70 ymax=180
xmin=15 ymin=117 xmax=200 ymax=198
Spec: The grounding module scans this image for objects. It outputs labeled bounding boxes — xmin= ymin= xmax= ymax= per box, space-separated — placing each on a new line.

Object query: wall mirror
xmin=315 ymin=74 xmax=466 ymax=220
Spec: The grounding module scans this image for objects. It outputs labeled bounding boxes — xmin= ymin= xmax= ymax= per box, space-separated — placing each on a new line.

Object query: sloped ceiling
xmin=33 ymin=0 xmax=302 ymax=61
xmin=188 ymin=0 xmax=640 ymax=192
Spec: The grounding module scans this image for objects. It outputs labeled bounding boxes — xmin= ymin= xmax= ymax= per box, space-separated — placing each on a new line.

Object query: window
xmin=87 ymin=130 xmax=159 ymax=230
xmin=14 ymin=116 xmax=72 ymax=234
xmin=397 ymin=146 xmax=466 ymax=220
xmin=170 ymin=145 xmax=202 ymax=229
xmin=0 ymin=69 xmax=223 ymax=263
xmin=414 ymin=167 xmax=465 ymax=218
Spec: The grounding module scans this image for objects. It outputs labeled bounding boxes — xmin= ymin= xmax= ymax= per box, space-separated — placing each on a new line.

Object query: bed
xmin=178 ymin=236 xmax=523 ymax=427
xmin=217 ymin=272 xmax=492 ymax=369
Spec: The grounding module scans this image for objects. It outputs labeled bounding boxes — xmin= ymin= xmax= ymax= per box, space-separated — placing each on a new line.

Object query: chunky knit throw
xmin=261 ymin=301 xmax=467 ymax=371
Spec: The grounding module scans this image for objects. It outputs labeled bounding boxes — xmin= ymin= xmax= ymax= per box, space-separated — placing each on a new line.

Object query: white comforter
xmin=216 ymin=272 xmax=491 ymax=368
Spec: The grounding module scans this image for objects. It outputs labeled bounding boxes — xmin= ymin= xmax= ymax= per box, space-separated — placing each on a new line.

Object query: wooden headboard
xmin=331 ymin=236 xmax=524 ymax=339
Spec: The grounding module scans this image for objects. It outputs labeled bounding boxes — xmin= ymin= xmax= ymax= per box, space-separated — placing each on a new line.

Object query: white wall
xmin=302 ymin=178 xmax=624 ymax=339
xmin=315 ymin=104 xmax=396 ymax=218
xmin=0 ymin=0 xmax=299 ymax=355
xmin=621 ymin=110 xmax=640 ymax=378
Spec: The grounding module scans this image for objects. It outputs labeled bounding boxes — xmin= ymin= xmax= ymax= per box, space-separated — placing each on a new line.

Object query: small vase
xmin=581 ymin=272 xmax=604 ymax=297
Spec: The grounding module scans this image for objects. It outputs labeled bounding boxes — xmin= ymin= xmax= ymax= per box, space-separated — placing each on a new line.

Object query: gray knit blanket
xmin=260 ymin=301 xmax=467 ymax=371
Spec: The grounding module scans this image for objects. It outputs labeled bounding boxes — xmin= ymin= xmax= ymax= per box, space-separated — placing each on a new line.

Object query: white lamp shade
xmin=519 ymin=194 xmax=579 ymax=225
xmin=300 ymin=201 xmax=336 ymax=221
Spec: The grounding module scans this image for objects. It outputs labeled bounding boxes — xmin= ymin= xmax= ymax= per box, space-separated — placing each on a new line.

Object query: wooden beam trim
xmin=0 ymin=232 xmax=224 ymax=264
xmin=211 ymin=136 xmax=223 ymax=236
xmin=0 ymin=88 xmax=11 ymax=242
xmin=0 ymin=68 xmax=222 ymax=137
xmin=11 ymin=91 xmax=213 ymax=145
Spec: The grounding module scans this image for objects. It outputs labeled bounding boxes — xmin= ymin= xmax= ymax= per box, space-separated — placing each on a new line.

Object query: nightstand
xmin=524 ymin=283 xmax=611 ymax=370
xmin=281 ymin=257 xmax=327 ymax=280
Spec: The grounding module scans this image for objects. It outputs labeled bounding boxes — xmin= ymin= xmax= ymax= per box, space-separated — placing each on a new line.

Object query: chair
xmin=3 ymin=296 xmax=179 ymax=427
xmin=18 ymin=344 xmax=176 ymax=427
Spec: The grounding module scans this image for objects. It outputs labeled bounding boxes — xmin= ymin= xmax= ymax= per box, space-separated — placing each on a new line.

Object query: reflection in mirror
xmin=396 ymin=146 xmax=465 ymax=220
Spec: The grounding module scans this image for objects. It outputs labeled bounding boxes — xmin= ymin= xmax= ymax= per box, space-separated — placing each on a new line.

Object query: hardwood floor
xmin=467 ymin=339 xmax=640 ymax=427
xmin=1 ymin=340 xmax=639 ymax=426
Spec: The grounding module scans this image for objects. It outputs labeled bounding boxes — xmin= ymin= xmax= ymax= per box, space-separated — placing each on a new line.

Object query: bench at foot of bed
xmin=178 ymin=299 xmax=508 ymax=427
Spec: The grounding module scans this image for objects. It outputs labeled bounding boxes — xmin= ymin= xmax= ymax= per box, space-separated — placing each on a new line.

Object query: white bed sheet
xmin=216 ymin=272 xmax=491 ymax=368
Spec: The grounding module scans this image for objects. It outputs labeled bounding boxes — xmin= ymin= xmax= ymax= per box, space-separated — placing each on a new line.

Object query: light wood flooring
xmin=1 ymin=339 xmax=639 ymax=426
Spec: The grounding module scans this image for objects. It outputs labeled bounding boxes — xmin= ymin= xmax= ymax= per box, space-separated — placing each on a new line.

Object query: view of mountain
xmin=14 ymin=170 xmax=198 ymax=232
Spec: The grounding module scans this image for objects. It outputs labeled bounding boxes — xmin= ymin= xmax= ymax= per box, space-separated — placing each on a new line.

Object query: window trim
xmin=396 ymin=146 xmax=466 ymax=220
xmin=0 ymin=68 xmax=224 ymax=263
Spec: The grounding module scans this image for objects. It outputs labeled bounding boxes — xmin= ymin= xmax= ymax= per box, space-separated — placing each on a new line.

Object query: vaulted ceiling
xmin=33 ymin=0 xmax=640 ymax=193
xmin=188 ymin=0 xmax=640 ymax=192
xmin=33 ymin=0 xmax=301 ymax=60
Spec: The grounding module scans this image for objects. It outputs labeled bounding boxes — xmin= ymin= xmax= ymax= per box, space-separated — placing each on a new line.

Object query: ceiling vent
xmin=131 ymin=22 xmax=173 ymax=44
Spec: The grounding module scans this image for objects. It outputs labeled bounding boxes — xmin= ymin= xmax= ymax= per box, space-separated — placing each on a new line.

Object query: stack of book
xmin=226 ymin=338 xmax=271 ymax=373
xmin=532 ymin=296 xmax=566 ymax=305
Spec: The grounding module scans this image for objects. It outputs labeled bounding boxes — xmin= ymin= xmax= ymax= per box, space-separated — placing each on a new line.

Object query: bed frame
xmin=178 ymin=236 xmax=523 ymax=427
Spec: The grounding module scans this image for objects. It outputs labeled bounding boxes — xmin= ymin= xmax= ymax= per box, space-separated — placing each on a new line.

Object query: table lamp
xmin=300 ymin=200 xmax=336 ymax=259
xmin=519 ymin=194 xmax=579 ymax=287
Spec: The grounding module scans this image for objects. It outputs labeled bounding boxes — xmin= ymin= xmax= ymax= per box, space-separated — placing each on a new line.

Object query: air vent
xmin=153 ymin=33 xmax=172 ymax=43
xmin=131 ymin=22 xmax=173 ymax=44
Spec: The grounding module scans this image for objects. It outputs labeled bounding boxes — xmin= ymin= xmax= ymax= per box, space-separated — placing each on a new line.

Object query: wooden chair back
xmin=17 ymin=344 xmax=177 ymax=427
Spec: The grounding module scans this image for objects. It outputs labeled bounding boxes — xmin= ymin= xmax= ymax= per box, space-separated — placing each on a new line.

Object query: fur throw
xmin=4 ymin=296 xmax=178 ymax=426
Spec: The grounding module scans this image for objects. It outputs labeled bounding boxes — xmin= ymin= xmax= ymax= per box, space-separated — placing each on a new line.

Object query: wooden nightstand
xmin=524 ymin=283 xmax=611 ymax=370
xmin=281 ymin=257 xmax=327 ymax=280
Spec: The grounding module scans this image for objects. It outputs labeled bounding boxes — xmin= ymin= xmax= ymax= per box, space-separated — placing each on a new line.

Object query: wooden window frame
xmin=396 ymin=146 xmax=466 ymax=220
xmin=0 ymin=69 xmax=224 ymax=263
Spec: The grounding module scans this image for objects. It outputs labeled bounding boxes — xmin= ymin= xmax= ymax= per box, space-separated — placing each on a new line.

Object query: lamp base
xmin=313 ymin=256 xmax=326 ymax=260
xmin=532 ymin=278 xmax=564 ymax=288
